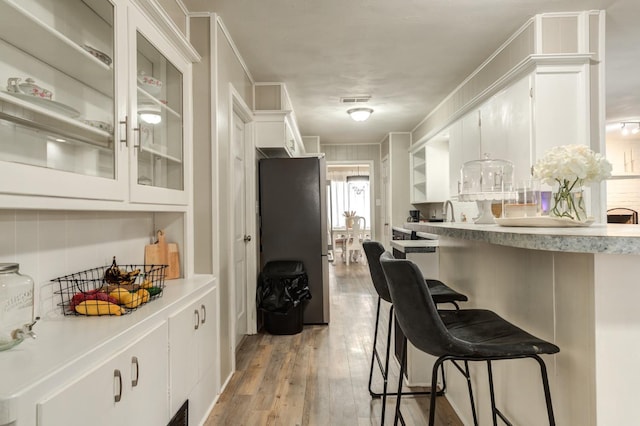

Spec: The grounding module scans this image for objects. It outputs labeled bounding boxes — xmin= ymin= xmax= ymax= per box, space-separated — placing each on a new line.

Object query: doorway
xmin=326 ymin=162 xmax=375 ymax=263
xmin=229 ymin=87 xmax=257 ymax=356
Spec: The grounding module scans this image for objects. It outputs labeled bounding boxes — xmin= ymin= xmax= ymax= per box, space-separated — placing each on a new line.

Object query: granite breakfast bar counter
xmin=402 ymin=222 xmax=640 ymax=426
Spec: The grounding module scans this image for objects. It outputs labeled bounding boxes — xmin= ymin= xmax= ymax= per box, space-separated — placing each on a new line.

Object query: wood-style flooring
xmin=205 ymin=257 xmax=463 ymax=425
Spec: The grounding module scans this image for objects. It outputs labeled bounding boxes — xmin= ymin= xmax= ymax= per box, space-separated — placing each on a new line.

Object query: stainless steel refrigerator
xmin=259 ymin=156 xmax=330 ymax=324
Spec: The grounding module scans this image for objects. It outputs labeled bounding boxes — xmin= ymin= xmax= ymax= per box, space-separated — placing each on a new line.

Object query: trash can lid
xmin=262 ymin=260 xmax=306 ymax=277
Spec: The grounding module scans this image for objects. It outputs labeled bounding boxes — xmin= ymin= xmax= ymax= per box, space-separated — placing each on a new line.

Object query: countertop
xmin=390 ymin=239 xmax=438 ymax=253
xmin=404 ymin=221 xmax=640 ymax=254
xmin=0 ymin=275 xmax=215 ymax=423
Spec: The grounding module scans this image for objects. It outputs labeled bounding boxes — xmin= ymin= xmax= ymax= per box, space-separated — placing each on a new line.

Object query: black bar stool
xmin=379 ymin=252 xmax=559 ymax=426
xmin=362 ymin=241 xmax=468 ymax=424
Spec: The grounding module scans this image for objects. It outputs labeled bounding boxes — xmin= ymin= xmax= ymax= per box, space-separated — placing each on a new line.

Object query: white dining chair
xmin=346 ymin=216 xmax=366 ymax=265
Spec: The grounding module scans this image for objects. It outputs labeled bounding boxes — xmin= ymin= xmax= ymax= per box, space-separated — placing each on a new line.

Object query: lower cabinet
xmin=36 ymin=322 xmax=170 ymax=426
xmin=169 ymin=285 xmax=219 ymax=423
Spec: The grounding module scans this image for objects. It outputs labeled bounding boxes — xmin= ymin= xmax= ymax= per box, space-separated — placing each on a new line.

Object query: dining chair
xmin=345 ymin=216 xmax=366 ymax=265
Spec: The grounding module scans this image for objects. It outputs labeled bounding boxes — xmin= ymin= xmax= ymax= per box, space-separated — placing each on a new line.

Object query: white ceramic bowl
xmin=137 ymin=74 xmax=162 ymax=96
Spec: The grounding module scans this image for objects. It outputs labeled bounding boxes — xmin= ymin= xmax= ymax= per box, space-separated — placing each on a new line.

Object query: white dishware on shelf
xmin=2 ymin=90 xmax=81 ymax=118
xmin=82 ymin=44 xmax=112 ymax=66
xmin=137 ymin=72 xmax=162 ymax=96
xmin=7 ymin=77 xmax=52 ymax=99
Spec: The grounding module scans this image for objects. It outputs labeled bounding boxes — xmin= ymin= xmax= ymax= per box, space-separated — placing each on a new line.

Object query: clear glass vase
xmin=550 ymin=181 xmax=587 ymax=221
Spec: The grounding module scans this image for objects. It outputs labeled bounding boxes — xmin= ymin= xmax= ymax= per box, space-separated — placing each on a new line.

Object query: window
xmin=328 ymin=165 xmax=370 ymax=229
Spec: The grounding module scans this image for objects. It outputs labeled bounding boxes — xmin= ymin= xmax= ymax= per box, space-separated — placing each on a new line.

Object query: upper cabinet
xmin=129 ymin=4 xmax=190 ymax=205
xmin=0 ymin=0 xmax=192 ymax=208
xmin=254 ymin=82 xmax=305 ymax=158
xmin=446 ymin=67 xmax=588 ymax=199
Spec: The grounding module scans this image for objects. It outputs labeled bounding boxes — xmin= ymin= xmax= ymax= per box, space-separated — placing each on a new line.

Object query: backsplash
xmin=0 ymin=210 xmax=155 ymax=319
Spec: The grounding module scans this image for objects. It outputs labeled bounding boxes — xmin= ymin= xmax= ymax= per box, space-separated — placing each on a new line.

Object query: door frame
xmin=326 ymin=160 xmax=376 ymax=242
xmin=228 ymin=84 xmax=256 ymax=358
xmin=380 ymin=154 xmax=391 ymax=249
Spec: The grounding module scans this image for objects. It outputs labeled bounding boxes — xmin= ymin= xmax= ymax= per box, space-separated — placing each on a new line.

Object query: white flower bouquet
xmin=533 ymin=144 xmax=612 ymax=221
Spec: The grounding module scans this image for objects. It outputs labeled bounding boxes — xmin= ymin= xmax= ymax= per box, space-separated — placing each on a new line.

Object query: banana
xmin=136 ymin=289 xmax=150 ymax=304
xmin=75 ymin=300 xmax=124 ymax=316
xmin=109 ymin=288 xmax=143 ymax=309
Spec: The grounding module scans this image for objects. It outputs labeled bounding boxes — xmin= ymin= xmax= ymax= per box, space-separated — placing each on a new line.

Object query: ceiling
xmin=183 ymin=0 xmax=639 ymax=145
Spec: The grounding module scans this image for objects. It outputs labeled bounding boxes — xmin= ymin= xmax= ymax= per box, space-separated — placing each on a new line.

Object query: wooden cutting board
xmin=145 ymin=230 xmax=180 ymax=280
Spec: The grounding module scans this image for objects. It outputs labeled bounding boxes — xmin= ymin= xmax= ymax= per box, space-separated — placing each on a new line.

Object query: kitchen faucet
xmin=443 ymin=200 xmax=455 ymax=222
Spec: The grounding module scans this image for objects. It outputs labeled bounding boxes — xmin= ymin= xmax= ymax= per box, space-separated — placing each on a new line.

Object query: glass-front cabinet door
xmin=129 ymin=5 xmax=189 ymax=205
xmin=0 ymin=0 xmax=127 ymax=201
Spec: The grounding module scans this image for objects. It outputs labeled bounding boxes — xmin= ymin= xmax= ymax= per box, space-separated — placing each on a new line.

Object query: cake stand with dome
xmin=459 ymin=156 xmax=515 ymax=224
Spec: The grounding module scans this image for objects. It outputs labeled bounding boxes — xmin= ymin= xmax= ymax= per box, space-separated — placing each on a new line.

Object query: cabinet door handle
xmin=133 ymin=126 xmax=141 ymax=151
xmin=194 ymin=309 xmax=200 ymax=330
xmin=114 ymin=369 xmax=122 ymax=403
xmin=200 ymin=304 xmax=206 ymax=324
xmin=119 ymin=116 xmax=128 ymax=147
xmin=131 ymin=356 xmax=139 ymax=387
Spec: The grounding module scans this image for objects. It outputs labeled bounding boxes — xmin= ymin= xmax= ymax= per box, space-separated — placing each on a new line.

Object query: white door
xmin=381 ymin=156 xmax=390 ymax=248
xmin=232 ymin=112 xmax=247 ymax=347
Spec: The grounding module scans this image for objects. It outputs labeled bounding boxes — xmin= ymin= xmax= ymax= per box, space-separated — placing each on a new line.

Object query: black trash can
xmin=257 ymin=260 xmax=311 ymax=335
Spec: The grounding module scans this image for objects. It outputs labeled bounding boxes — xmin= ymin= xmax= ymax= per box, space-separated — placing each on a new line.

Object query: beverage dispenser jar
xmin=459 ymin=155 xmax=515 ymax=224
xmin=0 ymin=263 xmax=38 ymax=351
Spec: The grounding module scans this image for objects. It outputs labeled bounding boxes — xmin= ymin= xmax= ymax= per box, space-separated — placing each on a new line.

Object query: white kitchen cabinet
xmin=0 ymin=0 xmax=126 ymax=201
xmin=0 ymin=276 xmax=216 ymax=426
xmin=448 ymin=66 xmax=588 ymax=200
xmin=169 ymin=285 xmax=220 ymax=423
xmin=254 ymin=110 xmax=305 ymax=158
xmin=37 ymin=322 xmax=169 ymax=426
xmin=0 ymin=0 xmax=193 ymax=208
xmin=479 ymin=73 xmax=532 ymax=185
xmin=128 ymin=3 xmax=191 ymax=205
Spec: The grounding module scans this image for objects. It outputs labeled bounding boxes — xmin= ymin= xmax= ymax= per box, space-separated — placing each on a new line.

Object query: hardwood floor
xmin=205 ymin=257 xmax=463 ymax=425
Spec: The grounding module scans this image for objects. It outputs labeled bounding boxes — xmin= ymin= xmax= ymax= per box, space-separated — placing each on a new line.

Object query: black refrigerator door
xmin=259 ymin=157 xmax=329 ymax=324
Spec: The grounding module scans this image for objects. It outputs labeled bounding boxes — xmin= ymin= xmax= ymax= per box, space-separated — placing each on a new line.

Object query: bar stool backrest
xmin=362 ymin=241 xmax=392 ymax=303
xmin=379 ymin=252 xmax=455 ymax=357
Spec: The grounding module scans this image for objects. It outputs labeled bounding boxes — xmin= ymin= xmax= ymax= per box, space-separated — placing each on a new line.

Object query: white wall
xmin=190 ymin=14 xmax=255 ymax=387
xmin=0 ymin=210 xmax=156 ymax=319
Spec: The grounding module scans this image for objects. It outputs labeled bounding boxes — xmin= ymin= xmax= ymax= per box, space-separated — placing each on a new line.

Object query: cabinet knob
xmin=194 ymin=309 xmax=200 ymax=330
xmin=200 ymin=304 xmax=206 ymax=324
xmin=114 ymin=369 xmax=122 ymax=403
xmin=244 ymin=235 xmax=252 ymax=242
xmin=131 ymin=356 xmax=139 ymax=387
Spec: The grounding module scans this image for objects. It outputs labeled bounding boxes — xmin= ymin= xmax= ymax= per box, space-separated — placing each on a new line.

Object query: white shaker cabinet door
xmin=36 ymin=322 xmax=169 ymax=426
xmin=168 ymin=285 xmax=219 ymax=421
xmin=480 ymin=74 xmax=532 ymax=184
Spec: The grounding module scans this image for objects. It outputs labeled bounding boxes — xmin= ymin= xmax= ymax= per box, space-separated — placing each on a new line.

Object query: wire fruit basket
xmin=53 ymin=260 xmax=167 ymax=316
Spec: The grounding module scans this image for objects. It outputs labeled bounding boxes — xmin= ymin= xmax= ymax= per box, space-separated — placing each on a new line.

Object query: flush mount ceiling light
xmin=347 ymin=107 xmax=373 ymax=122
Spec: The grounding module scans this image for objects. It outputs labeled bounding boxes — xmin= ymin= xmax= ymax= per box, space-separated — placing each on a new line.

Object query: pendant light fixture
xmin=346 ymin=166 xmax=369 ymax=183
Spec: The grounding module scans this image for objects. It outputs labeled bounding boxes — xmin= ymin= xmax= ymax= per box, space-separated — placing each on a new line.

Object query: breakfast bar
xmin=403 ymin=221 xmax=640 ymax=426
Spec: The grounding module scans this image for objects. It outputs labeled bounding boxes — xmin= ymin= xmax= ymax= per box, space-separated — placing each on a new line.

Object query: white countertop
xmin=0 ymin=275 xmax=215 ymax=422
xmin=391 ymin=240 xmax=439 ymax=251
xmin=404 ymin=221 xmax=640 ymax=254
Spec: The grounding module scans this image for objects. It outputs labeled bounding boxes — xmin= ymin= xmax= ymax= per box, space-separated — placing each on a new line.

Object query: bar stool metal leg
xmin=369 ymin=304 xmax=443 ymax=425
